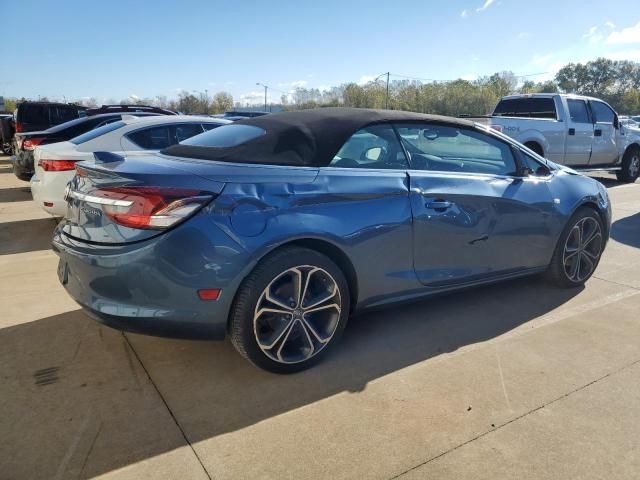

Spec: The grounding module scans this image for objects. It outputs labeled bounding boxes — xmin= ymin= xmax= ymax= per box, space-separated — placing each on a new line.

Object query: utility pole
xmin=256 ymin=83 xmax=268 ymax=112
xmin=375 ymin=72 xmax=391 ymax=109
xmin=385 ymin=72 xmax=390 ymax=110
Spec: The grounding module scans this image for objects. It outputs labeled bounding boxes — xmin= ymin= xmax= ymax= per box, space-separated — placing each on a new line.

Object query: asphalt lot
xmin=1 ymin=152 xmax=639 ymax=479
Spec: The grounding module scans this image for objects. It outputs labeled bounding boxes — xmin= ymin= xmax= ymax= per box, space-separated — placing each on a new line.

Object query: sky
xmin=1 ymin=0 xmax=640 ymax=105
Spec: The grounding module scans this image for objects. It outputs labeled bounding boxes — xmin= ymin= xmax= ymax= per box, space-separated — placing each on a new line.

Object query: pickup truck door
xmin=396 ymin=123 xmax=555 ymax=287
xmin=564 ymin=98 xmax=594 ymax=166
xmin=588 ymin=101 xmax=620 ymax=166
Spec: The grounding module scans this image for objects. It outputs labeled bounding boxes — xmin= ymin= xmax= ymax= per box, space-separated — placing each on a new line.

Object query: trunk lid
xmin=61 ymin=154 xmax=225 ymax=245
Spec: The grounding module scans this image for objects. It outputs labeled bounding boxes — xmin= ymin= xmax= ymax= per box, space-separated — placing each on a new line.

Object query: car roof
xmin=163 ymin=107 xmax=475 ymax=167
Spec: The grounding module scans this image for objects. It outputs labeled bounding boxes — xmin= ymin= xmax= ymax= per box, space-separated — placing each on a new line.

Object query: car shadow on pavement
xmin=611 ymin=212 xmax=640 ymax=248
xmin=0 ymin=186 xmax=32 ymax=203
xmin=1 ymin=276 xmax=583 ymax=478
xmin=0 ymin=217 xmax=59 ymax=255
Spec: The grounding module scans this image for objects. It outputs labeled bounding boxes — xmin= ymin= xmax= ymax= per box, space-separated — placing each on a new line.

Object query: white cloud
xmin=461 ymin=9 xmax=469 ymax=18
xmin=583 ymin=26 xmax=604 ymax=44
xmin=357 ymin=75 xmax=377 ymax=85
xmin=129 ymin=94 xmax=139 ymax=100
xmin=278 ymin=80 xmax=308 ymax=88
xmin=517 ymin=32 xmax=531 ymax=40
xmin=605 ymin=21 xmax=640 ymax=45
xmin=605 ymin=49 xmax=640 ymax=61
xmin=531 ymin=53 xmax=554 ymax=66
xmin=240 ymin=91 xmax=271 ymax=105
xmin=605 ymin=21 xmax=616 ymax=29
xmin=461 ymin=74 xmax=478 ymax=81
xmin=476 ymin=0 xmax=494 ymax=13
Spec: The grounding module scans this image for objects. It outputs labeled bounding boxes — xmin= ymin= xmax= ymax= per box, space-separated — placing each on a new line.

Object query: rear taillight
xmin=23 ymin=138 xmax=44 ymax=150
xmin=77 ymin=187 xmax=213 ymax=230
xmin=15 ymin=121 xmax=23 ymax=133
xmin=38 ymin=159 xmax=79 ymax=171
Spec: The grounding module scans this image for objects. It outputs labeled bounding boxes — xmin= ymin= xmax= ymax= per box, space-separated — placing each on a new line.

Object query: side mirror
xmin=520 ymin=166 xmax=534 ymax=177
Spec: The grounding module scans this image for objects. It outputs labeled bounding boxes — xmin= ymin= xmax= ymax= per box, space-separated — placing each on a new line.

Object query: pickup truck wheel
xmin=616 ymin=146 xmax=640 ymax=183
xmin=524 ymin=142 xmax=543 ymax=157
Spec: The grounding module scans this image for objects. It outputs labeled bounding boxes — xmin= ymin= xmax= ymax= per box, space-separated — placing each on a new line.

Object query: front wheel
xmin=616 ymin=146 xmax=640 ymax=183
xmin=546 ymin=207 xmax=604 ymax=288
xmin=229 ymin=247 xmax=350 ymax=373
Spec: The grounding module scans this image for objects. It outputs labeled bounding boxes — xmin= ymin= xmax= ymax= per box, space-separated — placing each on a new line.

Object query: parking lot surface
xmin=1 ymin=152 xmax=639 ymax=479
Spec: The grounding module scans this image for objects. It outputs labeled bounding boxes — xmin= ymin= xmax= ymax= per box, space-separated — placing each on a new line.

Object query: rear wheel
xmin=615 ymin=146 xmax=640 ymax=183
xmin=546 ymin=207 xmax=604 ymax=288
xmin=229 ymin=247 xmax=350 ymax=373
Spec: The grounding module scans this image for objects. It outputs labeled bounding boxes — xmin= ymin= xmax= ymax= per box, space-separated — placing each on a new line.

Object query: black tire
xmin=229 ymin=246 xmax=350 ymax=374
xmin=546 ymin=207 xmax=605 ymax=288
xmin=615 ymin=146 xmax=640 ymax=183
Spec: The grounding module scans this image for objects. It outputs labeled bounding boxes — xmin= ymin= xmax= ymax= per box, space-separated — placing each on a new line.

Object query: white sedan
xmin=31 ymin=115 xmax=230 ymax=216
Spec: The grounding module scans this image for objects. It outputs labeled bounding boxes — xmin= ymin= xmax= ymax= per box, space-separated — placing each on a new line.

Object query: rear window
xmin=70 ymin=121 xmax=125 ymax=145
xmin=20 ymin=104 xmax=48 ymax=124
xmin=493 ymin=98 xmax=557 ymax=119
xmin=50 ymin=105 xmax=78 ymax=124
xmin=20 ymin=104 xmax=78 ymax=124
xmin=179 ymin=124 xmax=265 ymax=148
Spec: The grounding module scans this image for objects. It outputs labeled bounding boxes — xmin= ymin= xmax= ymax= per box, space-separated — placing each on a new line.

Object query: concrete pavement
xmin=1 ymin=154 xmax=639 ymax=479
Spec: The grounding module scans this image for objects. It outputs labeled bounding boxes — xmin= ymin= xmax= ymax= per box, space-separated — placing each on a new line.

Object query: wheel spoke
xmin=257 ymin=315 xmax=294 ymax=350
xmin=580 ymin=252 xmax=595 ymax=278
xmin=275 ymin=319 xmax=299 ymax=362
xmin=583 ymin=231 xmax=602 ymax=249
xmin=301 ymin=317 xmax=329 ymax=344
xmin=299 ymin=267 xmax=319 ymax=308
xmin=564 ymin=247 xmax=580 ymax=261
xmin=304 ymin=302 xmax=341 ymax=315
xmin=568 ymin=252 xmax=581 ymax=280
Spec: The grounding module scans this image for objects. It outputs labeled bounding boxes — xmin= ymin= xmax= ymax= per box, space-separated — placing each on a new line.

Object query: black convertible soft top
xmin=162 ymin=107 xmax=475 ymax=167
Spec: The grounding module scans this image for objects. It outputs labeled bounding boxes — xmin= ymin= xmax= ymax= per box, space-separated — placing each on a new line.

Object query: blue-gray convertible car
xmin=53 ymin=108 xmax=611 ymax=372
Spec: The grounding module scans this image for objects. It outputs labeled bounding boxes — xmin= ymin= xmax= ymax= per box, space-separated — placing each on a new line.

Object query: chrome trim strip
xmin=67 ymin=190 xmax=133 ymax=207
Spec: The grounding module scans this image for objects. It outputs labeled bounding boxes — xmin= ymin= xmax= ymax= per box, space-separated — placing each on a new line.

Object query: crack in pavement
xmin=121 ymin=332 xmax=213 ymax=480
xmin=390 ymin=356 xmax=640 ymax=479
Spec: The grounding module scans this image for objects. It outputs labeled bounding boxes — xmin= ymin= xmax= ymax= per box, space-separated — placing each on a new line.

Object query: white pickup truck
xmin=470 ymin=93 xmax=640 ymax=182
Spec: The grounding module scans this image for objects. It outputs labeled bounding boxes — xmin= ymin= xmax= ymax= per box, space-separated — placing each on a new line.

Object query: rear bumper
xmin=52 ymin=213 xmax=254 ymax=340
xmin=31 ymin=170 xmax=72 ymax=217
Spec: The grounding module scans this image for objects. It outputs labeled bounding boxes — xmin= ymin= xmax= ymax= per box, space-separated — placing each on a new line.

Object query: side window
xmin=330 ymin=124 xmax=408 ymax=169
xmin=590 ymin=101 xmax=615 ymax=124
xmin=567 ymin=99 xmax=591 ymax=124
xmin=202 ymin=123 xmax=219 ymax=131
xmin=127 ymin=126 xmax=173 ymax=149
xmin=396 ymin=124 xmax=517 ymax=176
xmin=175 ymin=123 xmax=204 ymax=142
xmin=519 ymin=150 xmax=551 ymax=176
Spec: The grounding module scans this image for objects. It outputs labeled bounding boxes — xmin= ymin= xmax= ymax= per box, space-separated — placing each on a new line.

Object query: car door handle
xmin=568 ymin=128 xmax=575 ymax=135
xmin=425 ymin=200 xmax=452 ymax=211
xmin=594 ymin=129 xmax=602 ymax=137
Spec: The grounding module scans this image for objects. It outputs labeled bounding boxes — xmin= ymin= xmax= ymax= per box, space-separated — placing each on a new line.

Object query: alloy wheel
xmin=563 ymin=217 xmax=603 ymax=283
xmin=253 ymin=265 xmax=342 ymax=364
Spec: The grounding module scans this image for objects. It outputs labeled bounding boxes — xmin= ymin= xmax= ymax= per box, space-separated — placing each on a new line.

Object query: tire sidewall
xmin=231 ymin=248 xmax=350 ymax=374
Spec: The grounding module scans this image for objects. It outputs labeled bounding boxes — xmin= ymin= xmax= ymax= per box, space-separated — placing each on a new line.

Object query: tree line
xmin=283 ymin=58 xmax=640 ymax=115
xmin=4 ymin=58 xmax=640 ymax=116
